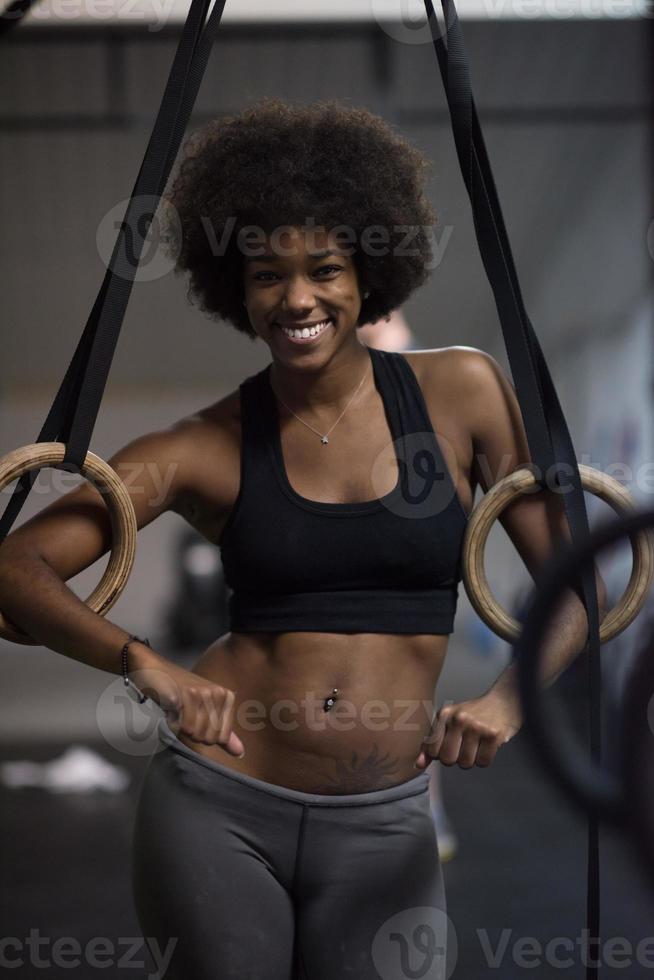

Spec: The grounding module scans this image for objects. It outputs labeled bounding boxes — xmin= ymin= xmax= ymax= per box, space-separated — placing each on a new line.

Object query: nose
xmin=280 ymin=275 xmax=318 ymax=313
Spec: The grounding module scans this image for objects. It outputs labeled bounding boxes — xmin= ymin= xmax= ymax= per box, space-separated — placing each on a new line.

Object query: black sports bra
xmin=218 ymin=346 xmax=469 ymax=635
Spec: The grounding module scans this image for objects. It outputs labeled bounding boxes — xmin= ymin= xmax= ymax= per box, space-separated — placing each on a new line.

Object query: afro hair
xmin=162 ymin=96 xmax=438 ymax=340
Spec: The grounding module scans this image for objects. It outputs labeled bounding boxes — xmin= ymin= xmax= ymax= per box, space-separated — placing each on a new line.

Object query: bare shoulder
xmin=402 ymin=345 xmax=509 ymax=429
xmin=401 ymin=345 xmax=498 ymax=387
xmin=166 ymin=386 xmax=243 ymax=542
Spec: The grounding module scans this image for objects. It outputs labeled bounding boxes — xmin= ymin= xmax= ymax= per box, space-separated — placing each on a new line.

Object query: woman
xmin=0 ymin=98 xmax=603 ymax=980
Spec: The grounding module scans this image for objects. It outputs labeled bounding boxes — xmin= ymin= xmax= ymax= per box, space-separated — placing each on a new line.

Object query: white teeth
xmin=279 ymin=319 xmax=331 ymax=340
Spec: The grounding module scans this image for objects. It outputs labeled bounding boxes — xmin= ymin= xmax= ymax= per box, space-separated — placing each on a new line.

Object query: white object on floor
xmin=0 ymin=746 xmax=130 ymax=794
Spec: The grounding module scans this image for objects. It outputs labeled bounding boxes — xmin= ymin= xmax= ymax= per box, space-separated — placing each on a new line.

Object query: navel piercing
xmin=323 ymin=688 xmax=339 ymax=712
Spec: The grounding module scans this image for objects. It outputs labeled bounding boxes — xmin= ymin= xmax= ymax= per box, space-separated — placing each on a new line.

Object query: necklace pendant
xmin=321 ymin=435 xmax=329 ymax=445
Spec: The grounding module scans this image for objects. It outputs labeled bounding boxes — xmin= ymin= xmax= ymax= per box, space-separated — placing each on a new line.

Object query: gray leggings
xmin=132 ymin=717 xmax=448 ymax=980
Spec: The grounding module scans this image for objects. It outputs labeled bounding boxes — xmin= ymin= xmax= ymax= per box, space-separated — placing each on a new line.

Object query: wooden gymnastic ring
xmin=461 ymin=463 xmax=654 ymax=644
xmin=0 ymin=442 xmax=137 ymax=645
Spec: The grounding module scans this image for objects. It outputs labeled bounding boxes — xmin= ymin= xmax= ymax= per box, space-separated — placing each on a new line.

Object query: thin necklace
xmin=270 ymin=361 xmax=371 ymax=445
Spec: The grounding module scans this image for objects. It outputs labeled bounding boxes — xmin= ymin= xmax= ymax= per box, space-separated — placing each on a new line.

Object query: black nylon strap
xmin=0 ymin=0 xmax=38 ymax=38
xmin=0 ymin=0 xmax=229 ymax=541
xmin=422 ymin=2 xmax=602 ymax=975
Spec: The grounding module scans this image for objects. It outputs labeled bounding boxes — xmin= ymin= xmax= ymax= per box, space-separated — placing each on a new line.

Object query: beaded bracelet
xmin=120 ymin=633 xmax=151 ymax=704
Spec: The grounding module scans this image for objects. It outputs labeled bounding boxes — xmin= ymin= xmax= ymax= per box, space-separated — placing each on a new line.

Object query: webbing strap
xmin=0 ymin=0 xmax=39 ymax=38
xmin=422 ymin=2 xmax=602 ymax=975
xmin=0 ymin=0 xmax=229 ymax=540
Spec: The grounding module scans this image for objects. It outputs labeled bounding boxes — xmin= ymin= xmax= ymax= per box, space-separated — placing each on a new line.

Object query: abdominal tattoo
xmin=321 ymin=744 xmax=403 ymax=792
xmin=317 ymin=687 xmax=403 ymax=791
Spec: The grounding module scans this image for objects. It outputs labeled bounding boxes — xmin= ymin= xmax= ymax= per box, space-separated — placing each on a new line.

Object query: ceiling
xmin=17 ymin=0 xmax=649 ymax=29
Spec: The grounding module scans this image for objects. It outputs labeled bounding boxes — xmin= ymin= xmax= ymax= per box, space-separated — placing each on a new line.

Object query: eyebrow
xmin=245 ymin=249 xmax=343 ymax=264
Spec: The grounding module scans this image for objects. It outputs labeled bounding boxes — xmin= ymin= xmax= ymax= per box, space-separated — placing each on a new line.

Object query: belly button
xmin=323 ymin=688 xmax=339 ymax=712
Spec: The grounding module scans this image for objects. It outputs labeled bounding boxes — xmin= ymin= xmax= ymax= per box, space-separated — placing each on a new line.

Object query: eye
xmin=253 ymin=265 xmax=344 ymax=282
xmin=316 ymin=264 xmax=343 ymax=275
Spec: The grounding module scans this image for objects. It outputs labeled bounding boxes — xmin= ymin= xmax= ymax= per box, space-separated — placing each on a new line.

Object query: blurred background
xmin=0 ymin=1 xmax=653 ymax=977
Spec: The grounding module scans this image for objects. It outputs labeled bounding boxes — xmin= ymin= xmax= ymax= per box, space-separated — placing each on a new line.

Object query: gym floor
xmin=1 ymin=638 xmax=652 ymax=979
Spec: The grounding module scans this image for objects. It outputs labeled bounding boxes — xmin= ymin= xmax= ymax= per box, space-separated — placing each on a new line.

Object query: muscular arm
xmin=0 ymin=420 xmax=200 ymax=674
xmin=414 ymin=347 xmax=609 ymax=769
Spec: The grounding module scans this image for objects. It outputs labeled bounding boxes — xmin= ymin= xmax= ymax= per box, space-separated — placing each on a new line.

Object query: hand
xmin=126 ymin=648 xmax=246 ymax=759
xmin=414 ymin=690 xmax=523 ymax=770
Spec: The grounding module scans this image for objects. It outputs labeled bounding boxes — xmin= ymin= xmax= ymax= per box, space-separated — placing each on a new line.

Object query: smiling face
xmin=242 ymin=225 xmax=367 ymax=363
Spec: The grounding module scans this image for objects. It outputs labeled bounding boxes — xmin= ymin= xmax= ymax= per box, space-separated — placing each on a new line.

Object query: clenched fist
xmin=414 ymin=690 xmax=523 ymax=770
xmin=127 ymin=648 xmax=245 ymax=759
